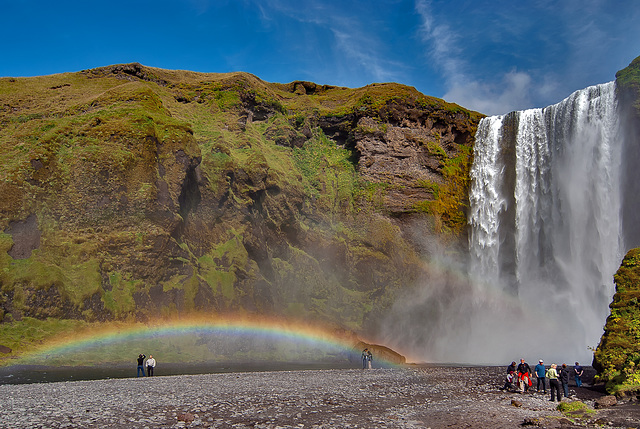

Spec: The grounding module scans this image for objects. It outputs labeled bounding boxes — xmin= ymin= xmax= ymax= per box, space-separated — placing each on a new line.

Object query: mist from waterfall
xmin=466 ymin=81 xmax=623 ymax=364
xmin=380 ymin=82 xmax=624 ymax=365
xmin=379 ymin=81 xmax=624 ymax=365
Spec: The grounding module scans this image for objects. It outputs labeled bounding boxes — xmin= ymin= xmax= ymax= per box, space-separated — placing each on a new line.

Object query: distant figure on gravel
xmin=146 ymin=355 xmax=156 ymax=376
xmin=137 ymin=354 xmax=146 ymax=377
xmin=534 ymin=360 xmax=546 ymax=393
xmin=367 ymin=350 xmax=373 ymax=369
xmin=574 ymin=362 xmax=584 ymax=387
xmin=559 ymin=363 xmax=570 ymax=397
xmin=362 ymin=349 xmax=369 ymax=369
xmin=546 ymin=364 xmax=561 ymax=402
xmin=517 ymin=358 xmax=532 ymax=393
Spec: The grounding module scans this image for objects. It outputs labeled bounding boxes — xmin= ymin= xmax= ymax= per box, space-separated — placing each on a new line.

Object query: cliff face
xmin=618 ymin=55 xmax=640 ymax=246
xmin=0 ymin=63 xmax=482 ymax=347
xmin=592 ymin=55 xmax=640 ymax=395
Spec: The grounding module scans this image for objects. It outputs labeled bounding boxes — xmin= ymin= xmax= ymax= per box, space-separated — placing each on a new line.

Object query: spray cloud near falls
xmin=381 ymin=82 xmax=625 ymax=365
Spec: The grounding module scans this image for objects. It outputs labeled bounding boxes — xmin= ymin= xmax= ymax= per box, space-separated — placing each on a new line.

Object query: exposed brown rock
xmin=4 ymin=214 xmax=40 ymax=259
xmin=594 ymin=395 xmax=617 ymax=408
xmin=177 ymin=412 xmax=194 ymax=423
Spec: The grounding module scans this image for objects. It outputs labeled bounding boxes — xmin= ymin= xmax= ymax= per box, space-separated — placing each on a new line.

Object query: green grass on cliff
xmin=412 ymin=144 xmax=473 ymax=236
xmin=593 ymin=247 xmax=640 ymax=396
xmin=616 ymin=56 xmax=640 ymax=92
xmin=616 ymin=55 xmax=640 ymax=116
xmin=293 ymin=131 xmax=358 ymax=214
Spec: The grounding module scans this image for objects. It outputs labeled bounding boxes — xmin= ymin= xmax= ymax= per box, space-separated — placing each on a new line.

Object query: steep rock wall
xmin=618 ymin=55 xmax=640 ymax=247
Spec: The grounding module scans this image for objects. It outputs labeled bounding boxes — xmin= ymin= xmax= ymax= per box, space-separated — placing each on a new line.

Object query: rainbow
xmin=17 ymin=316 xmax=395 ymax=367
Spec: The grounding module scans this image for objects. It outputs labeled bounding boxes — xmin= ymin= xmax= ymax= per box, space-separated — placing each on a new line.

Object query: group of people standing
xmin=361 ymin=348 xmax=373 ymax=369
xmin=502 ymin=358 xmax=584 ymax=402
xmin=136 ymin=353 xmax=157 ymax=377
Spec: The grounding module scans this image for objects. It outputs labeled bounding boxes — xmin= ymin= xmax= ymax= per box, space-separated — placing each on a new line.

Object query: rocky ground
xmin=0 ymin=366 xmax=638 ymax=428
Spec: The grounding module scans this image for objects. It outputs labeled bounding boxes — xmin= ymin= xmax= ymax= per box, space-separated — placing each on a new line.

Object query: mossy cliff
xmin=0 ymin=63 xmax=481 ymax=356
xmin=592 ymin=248 xmax=640 ymax=396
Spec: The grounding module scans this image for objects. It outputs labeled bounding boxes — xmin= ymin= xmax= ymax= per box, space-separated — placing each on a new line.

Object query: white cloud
xmin=254 ymin=0 xmax=407 ymax=86
xmin=331 ymin=29 xmax=405 ymax=84
xmin=414 ymin=0 xmax=536 ymax=115
xmin=415 ymin=0 xmax=463 ymax=79
xmin=443 ymin=70 xmax=533 ymax=116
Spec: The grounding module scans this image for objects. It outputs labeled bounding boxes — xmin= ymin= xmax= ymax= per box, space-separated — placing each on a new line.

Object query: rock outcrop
xmin=592 ymin=247 xmax=640 ymax=396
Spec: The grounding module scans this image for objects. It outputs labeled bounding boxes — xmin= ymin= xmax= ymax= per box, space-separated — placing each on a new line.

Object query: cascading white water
xmin=468 ymin=81 xmax=623 ymax=363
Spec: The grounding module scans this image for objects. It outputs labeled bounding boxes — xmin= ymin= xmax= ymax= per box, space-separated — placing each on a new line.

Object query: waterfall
xmin=468 ymin=81 xmax=623 ymax=363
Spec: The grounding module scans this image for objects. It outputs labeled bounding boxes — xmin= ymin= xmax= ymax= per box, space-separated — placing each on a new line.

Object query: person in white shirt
xmin=146 ymin=355 xmax=156 ymax=376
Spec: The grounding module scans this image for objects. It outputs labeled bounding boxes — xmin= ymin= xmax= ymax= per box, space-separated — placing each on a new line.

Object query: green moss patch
xmin=593 ymin=247 xmax=640 ymax=395
xmin=556 ymin=400 xmax=595 ymax=423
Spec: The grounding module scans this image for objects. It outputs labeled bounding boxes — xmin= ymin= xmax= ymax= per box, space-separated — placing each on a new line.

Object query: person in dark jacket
xmin=517 ymin=358 xmax=532 ymax=393
xmin=137 ymin=354 xmax=146 ymax=377
xmin=559 ymin=363 xmax=570 ymax=397
xmin=574 ymin=362 xmax=584 ymax=387
xmin=507 ymin=361 xmax=517 ymax=373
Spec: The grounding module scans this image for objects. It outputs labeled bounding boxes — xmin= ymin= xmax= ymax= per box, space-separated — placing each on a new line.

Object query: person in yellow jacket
xmin=546 ymin=364 xmax=561 ymax=402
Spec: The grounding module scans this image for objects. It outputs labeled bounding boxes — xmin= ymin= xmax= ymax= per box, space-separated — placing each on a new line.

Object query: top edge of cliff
xmin=0 ymin=62 xmax=485 ymax=121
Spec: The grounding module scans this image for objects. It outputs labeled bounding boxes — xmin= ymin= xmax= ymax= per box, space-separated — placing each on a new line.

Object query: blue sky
xmin=2 ymin=0 xmax=639 ymax=115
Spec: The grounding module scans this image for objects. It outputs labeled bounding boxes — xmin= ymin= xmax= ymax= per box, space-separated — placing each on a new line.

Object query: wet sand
xmin=0 ymin=366 xmax=638 ymax=428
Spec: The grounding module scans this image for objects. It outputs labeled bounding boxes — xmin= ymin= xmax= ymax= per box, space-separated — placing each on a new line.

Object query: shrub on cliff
xmin=592 ymin=247 xmax=640 ymax=396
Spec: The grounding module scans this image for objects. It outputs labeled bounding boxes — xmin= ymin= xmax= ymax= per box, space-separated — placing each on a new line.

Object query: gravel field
xmin=0 ymin=366 xmax=638 ymax=428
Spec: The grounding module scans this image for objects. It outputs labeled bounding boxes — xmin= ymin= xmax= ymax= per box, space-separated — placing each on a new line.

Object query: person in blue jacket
xmin=534 ymin=359 xmax=546 ymax=393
